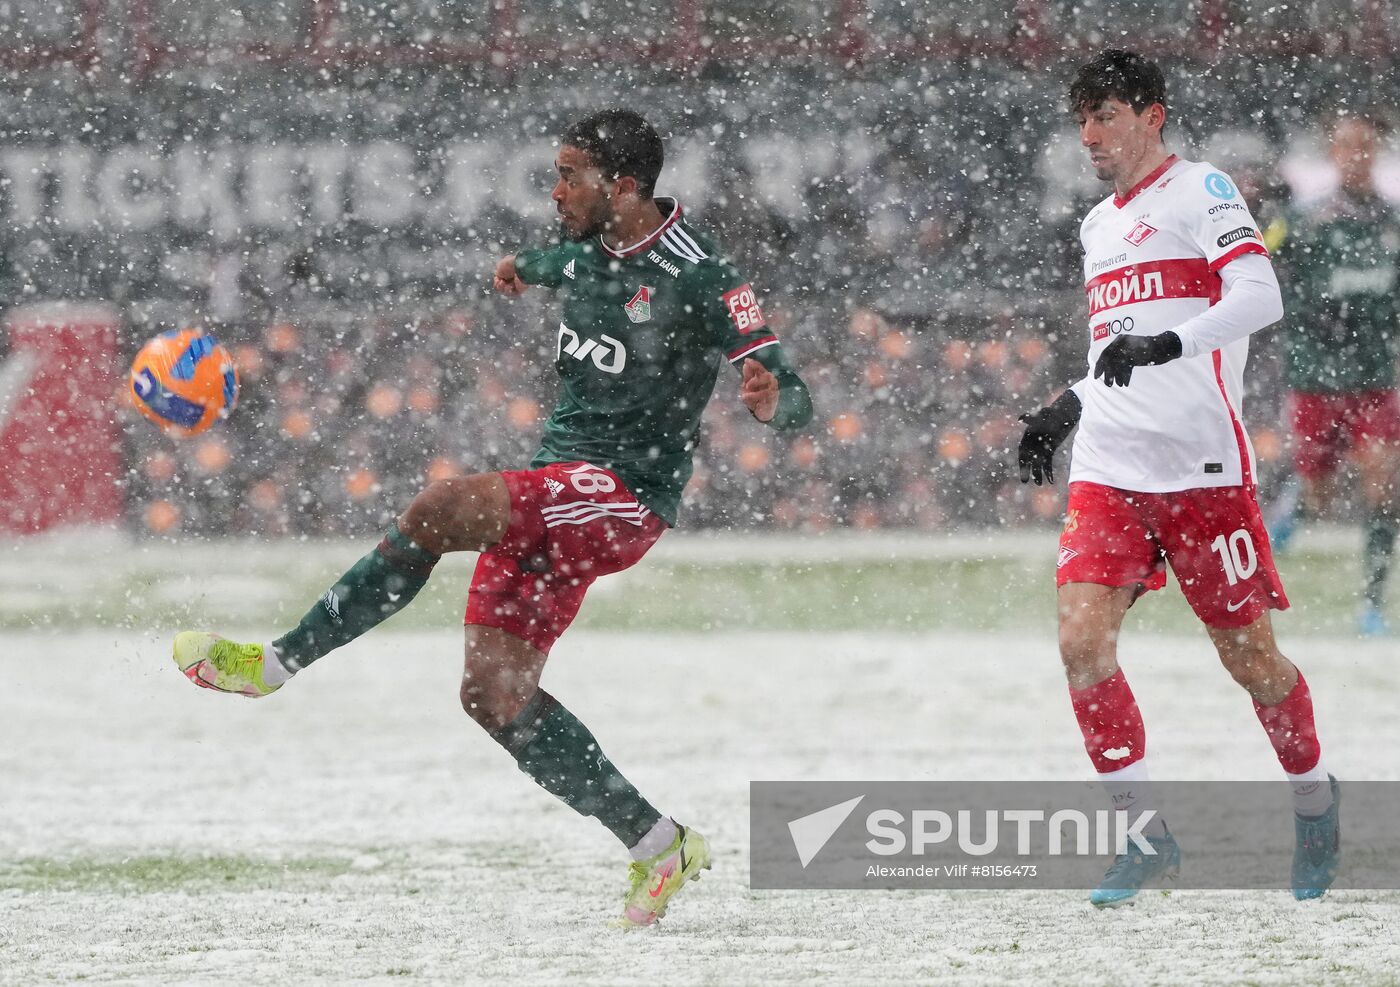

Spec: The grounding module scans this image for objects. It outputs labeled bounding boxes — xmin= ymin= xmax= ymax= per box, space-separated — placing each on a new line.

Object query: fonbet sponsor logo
xmin=557 ymin=322 xmax=627 ymax=374
xmin=787 ymin=795 xmax=1159 ymax=867
xmin=1216 ymin=226 xmax=1261 ymax=249
xmin=722 ymin=283 xmax=766 ymax=334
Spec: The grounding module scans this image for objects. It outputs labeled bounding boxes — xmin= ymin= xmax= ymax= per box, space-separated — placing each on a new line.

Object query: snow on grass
xmin=2 ymin=624 xmax=1397 ymax=984
xmin=0 ymin=527 xmax=1392 ymax=637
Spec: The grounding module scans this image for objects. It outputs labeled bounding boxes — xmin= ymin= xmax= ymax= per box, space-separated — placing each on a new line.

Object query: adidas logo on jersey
xmin=563 ymin=259 xmax=576 ymax=280
xmin=544 ymin=477 xmax=565 ymax=496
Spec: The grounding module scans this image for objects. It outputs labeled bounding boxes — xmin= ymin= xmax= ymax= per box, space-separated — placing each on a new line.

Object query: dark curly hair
xmin=1069 ymin=49 xmax=1168 ymax=135
xmin=562 ymin=109 xmax=665 ymax=198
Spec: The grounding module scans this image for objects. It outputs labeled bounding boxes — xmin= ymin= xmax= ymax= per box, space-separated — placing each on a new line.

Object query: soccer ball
xmin=129 ymin=329 xmax=240 ymax=437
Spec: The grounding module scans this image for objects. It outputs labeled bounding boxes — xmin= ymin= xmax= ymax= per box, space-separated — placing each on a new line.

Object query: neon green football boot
xmin=172 ymin=632 xmax=282 ymax=698
xmin=616 ymin=823 xmax=712 ymax=928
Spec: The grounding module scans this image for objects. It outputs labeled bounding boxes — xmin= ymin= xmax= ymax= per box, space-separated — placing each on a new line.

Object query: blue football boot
xmin=1293 ymin=775 xmax=1341 ymax=901
xmin=1089 ymin=824 xmax=1181 ymax=908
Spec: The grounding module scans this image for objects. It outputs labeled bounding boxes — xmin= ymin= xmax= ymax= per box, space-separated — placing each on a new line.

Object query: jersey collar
xmin=598 ymin=197 xmax=682 ymax=259
xmin=1113 ymin=154 xmax=1178 ymax=209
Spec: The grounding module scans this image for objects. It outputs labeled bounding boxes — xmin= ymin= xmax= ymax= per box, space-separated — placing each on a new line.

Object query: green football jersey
xmin=514 ymin=198 xmax=811 ymax=525
xmin=1278 ymin=190 xmax=1400 ymax=393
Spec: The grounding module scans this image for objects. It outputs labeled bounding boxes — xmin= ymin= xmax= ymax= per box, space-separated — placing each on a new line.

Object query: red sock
xmin=1253 ymin=670 xmax=1321 ymax=774
xmin=1069 ymin=668 xmax=1146 ymax=773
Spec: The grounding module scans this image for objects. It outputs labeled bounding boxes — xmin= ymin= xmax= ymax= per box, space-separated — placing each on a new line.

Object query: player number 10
xmin=1210 ymin=528 xmax=1258 ymax=586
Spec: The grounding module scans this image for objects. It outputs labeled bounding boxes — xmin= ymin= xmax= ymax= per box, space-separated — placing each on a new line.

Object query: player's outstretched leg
xmin=462 ymin=625 xmax=710 ymax=926
xmin=171 ymin=475 xmax=507 ymax=696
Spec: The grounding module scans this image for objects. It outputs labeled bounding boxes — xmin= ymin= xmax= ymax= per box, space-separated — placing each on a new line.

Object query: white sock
xmin=261 ymin=644 xmax=294 ymax=686
xmin=1098 ymin=759 xmax=1167 ymax=838
xmin=1287 ymin=761 xmax=1334 ymax=817
xmin=629 ymin=817 xmax=679 ymax=861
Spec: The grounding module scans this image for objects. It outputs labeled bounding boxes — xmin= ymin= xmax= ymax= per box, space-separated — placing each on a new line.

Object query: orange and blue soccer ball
xmin=129 ymin=329 xmax=239 ymax=437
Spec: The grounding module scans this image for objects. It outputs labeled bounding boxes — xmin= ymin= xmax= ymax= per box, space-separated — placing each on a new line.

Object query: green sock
xmin=494 ymin=690 xmax=662 ymax=848
xmin=1364 ymin=507 xmax=1398 ymax=609
xmin=273 ymin=523 xmax=439 ymax=670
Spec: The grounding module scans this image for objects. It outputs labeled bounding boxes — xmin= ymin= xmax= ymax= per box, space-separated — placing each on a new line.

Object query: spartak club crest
xmin=624 ymin=285 xmax=654 ymax=323
xmin=1123 ymin=219 xmax=1157 ymax=246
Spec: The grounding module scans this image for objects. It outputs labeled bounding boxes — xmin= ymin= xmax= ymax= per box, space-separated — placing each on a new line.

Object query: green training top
xmin=1278 ymin=189 xmax=1400 ymax=393
xmin=514 ymin=197 xmax=812 ymax=525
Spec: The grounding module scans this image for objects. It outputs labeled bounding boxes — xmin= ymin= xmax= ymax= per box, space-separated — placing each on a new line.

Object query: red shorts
xmin=1057 ymin=481 xmax=1289 ymax=629
xmin=1289 ymin=389 xmax=1400 ymax=478
xmin=464 ymin=462 xmax=667 ymax=654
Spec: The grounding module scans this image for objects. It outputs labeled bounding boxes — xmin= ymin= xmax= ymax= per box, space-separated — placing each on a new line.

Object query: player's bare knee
xmin=459 ymin=673 xmax=514 ymax=731
xmin=461 ymin=635 xmax=542 ymax=732
xmin=1058 ymin=632 xmax=1114 ymax=686
xmin=1057 ymin=606 xmax=1115 ymax=659
xmin=1217 ymin=635 xmax=1287 ymax=690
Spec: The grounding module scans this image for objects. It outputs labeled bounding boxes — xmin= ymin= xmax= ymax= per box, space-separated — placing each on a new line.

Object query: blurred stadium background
xmin=8 ymin=8 xmax=1400 ymax=983
xmin=0 ymin=0 xmax=1397 ymax=538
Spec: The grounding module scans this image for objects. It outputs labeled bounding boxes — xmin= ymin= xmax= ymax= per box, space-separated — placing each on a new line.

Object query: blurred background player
xmin=170 ymin=110 xmax=812 ymax=927
xmin=1018 ymin=49 xmax=1340 ymax=906
xmin=1267 ymin=113 xmax=1400 ymax=637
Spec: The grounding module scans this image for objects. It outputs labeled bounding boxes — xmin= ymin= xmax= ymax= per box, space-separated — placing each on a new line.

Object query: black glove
xmin=1018 ymin=389 xmax=1082 ymax=486
xmin=1092 ymin=331 xmax=1182 ymax=387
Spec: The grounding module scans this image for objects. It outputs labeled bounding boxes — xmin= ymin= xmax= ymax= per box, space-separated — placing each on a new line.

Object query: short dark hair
xmin=562 ymin=110 xmax=664 ymax=198
xmin=1069 ymin=49 xmax=1168 ymax=131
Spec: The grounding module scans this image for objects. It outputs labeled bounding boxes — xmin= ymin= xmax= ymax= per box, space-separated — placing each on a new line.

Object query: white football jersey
xmin=1070 ymin=155 xmax=1270 ymax=492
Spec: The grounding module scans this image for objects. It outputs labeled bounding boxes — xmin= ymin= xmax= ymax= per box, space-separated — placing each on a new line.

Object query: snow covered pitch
xmin=3 ymin=534 xmax=1398 ymax=984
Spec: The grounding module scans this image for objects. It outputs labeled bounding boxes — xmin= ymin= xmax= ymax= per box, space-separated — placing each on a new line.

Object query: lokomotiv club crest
xmin=624 ymin=286 xmax=654 ymax=323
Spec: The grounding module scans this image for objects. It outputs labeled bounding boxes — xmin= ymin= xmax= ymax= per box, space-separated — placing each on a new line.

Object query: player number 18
xmin=1210 ymin=528 xmax=1258 ymax=586
xmin=564 ymin=464 xmax=617 ymax=495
